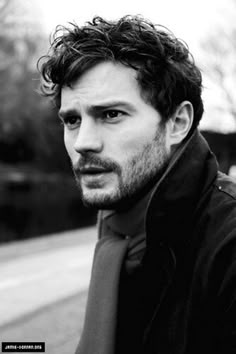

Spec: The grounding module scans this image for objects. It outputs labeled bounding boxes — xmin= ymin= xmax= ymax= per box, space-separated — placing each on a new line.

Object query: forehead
xmin=60 ymin=61 xmax=143 ymax=109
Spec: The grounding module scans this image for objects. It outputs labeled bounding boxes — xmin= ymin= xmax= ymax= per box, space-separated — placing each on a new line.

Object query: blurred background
xmin=0 ymin=0 xmax=236 ymax=352
xmin=1 ymin=0 xmax=236 ymax=243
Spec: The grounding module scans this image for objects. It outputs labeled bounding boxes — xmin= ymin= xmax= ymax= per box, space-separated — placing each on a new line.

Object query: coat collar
xmin=142 ymin=130 xmax=218 ymax=342
xmin=145 ymin=129 xmax=218 ymax=252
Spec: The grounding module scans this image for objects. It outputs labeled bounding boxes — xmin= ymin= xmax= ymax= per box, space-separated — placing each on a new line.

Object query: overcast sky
xmin=36 ymin=0 xmax=224 ymax=47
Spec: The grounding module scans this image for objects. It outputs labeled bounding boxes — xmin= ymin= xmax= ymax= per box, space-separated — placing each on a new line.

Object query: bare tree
xmin=201 ymin=1 xmax=236 ymax=121
xmin=0 ymin=0 xmax=69 ymax=172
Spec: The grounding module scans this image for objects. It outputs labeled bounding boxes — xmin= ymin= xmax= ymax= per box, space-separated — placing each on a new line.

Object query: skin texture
xmin=59 ymin=61 xmax=173 ymax=209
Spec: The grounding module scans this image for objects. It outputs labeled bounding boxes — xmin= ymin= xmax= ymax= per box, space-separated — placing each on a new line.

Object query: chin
xmin=81 ymin=189 xmax=142 ymax=211
xmin=81 ymin=190 xmax=121 ymax=210
xmin=82 ymin=197 xmax=118 ymax=210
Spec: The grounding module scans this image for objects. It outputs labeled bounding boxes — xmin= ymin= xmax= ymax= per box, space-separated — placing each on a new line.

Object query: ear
xmin=167 ymin=101 xmax=193 ymax=149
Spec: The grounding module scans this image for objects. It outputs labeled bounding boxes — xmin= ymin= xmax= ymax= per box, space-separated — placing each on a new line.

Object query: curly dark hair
xmin=38 ymin=15 xmax=204 ymax=129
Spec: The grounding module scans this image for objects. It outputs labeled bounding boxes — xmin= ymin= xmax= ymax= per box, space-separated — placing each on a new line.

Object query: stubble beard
xmin=72 ymin=126 xmax=170 ymax=210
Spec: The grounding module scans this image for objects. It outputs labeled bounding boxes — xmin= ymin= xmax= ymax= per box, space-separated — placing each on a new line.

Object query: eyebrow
xmin=58 ymin=101 xmax=136 ymax=119
xmin=58 ymin=109 xmax=78 ymax=120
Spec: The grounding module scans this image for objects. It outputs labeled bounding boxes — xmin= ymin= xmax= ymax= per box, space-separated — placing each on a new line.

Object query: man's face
xmin=59 ymin=61 xmax=171 ymax=209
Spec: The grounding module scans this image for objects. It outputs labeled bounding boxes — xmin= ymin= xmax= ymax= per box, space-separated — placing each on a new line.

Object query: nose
xmin=74 ymin=117 xmax=103 ymax=154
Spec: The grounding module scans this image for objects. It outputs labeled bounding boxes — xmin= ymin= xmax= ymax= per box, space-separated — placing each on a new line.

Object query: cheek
xmin=63 ymin=132 xmax=70 ymax=153
xmin=64 ymin=132 xmax=75 ymax=159
xmin=117 ymin=126 xmax=154 ymax=154
xmin=111 ymin=139 xmax=146 ymax=172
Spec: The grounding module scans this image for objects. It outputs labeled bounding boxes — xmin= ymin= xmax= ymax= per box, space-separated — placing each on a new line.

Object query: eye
xmin=63 ymin=116 xmax=81 ymax=130
xmin=103 ymin=110 xmax=124 ymax=120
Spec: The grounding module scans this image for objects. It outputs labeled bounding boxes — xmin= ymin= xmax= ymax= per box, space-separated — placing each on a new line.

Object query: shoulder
xmin=206 ymin=171 xmax=236 ymax=247
xmin=197 ymin=172 xmax=236 ymax=292
xmin=194 ymin=171 xmax=236 ymax=274
xmin=207 ymin=171 xmax=236 ymax=234
xmin=214 ymin=171 xmax=236 ymax=200
xmin=191 ymin=173 xmax=236 ymax=311
xmin=207 ymin=171 xmax=236 ymax=225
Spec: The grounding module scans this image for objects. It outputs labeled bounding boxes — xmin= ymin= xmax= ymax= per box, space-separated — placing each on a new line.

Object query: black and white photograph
xmin=1 ymin=0 xmax=236 ymax=353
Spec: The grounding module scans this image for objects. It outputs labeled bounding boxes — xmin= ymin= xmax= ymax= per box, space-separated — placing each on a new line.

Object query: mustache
xmin=72 ymin=154 xmax=121 ymax=173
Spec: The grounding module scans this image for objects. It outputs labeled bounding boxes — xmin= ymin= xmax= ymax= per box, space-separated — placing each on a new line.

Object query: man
xmin=39 ymin=16 xmax=236 ymax=354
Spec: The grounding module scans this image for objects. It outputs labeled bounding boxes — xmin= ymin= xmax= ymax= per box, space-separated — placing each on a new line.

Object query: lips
xmin=79 ymin=166 xmax=111 ymax=174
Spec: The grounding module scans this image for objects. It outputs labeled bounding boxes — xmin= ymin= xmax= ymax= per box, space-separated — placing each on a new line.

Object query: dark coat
xmin=116 ymin=130 xmax=236 ymax=354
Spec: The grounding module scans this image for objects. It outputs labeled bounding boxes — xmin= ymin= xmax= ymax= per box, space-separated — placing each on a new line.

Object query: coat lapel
xmin=142 ymin=131 xmax=218 ymax=346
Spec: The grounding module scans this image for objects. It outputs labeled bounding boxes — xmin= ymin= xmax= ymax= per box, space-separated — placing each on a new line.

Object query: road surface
xmin=0 ymin=226 xmax=97 ymax=353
